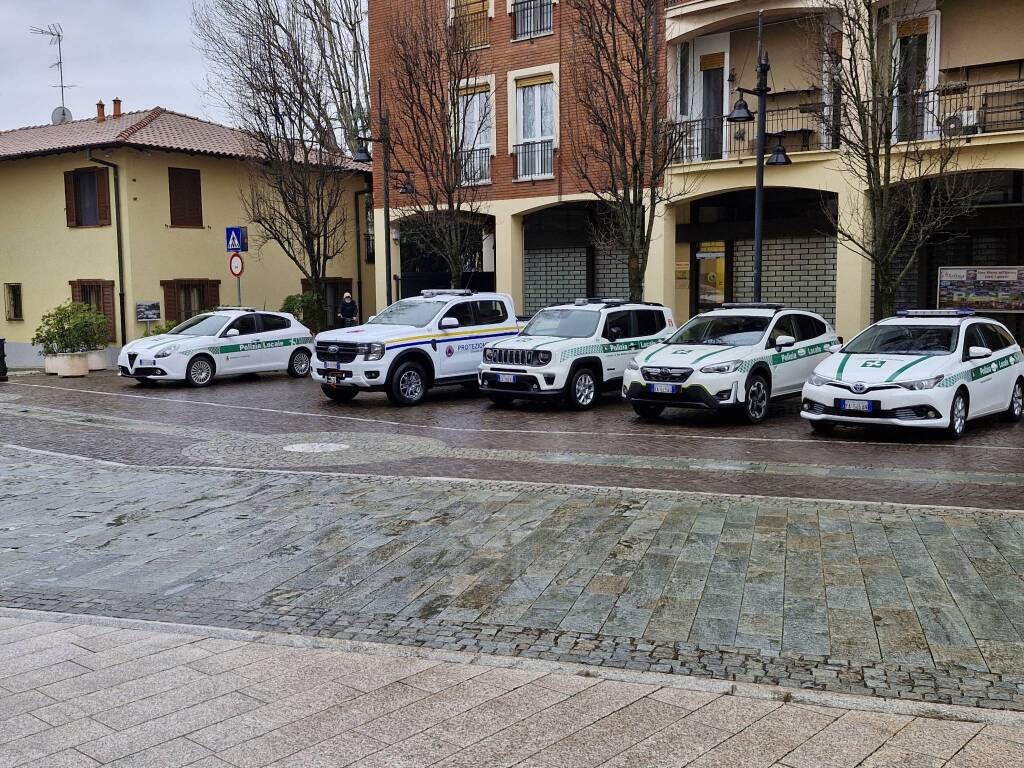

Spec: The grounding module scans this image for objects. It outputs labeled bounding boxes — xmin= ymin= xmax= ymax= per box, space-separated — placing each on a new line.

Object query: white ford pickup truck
xmin=311 ymin=289 xmax=524 ymax=406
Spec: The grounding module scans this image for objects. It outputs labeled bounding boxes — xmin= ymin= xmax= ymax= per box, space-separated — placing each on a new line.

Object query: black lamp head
xmin=351 ymin=138 xmax=372 ymax=163
xmin=726 ymin=97 xmax=754 ymax=123
xmin=766 ymin=139 xmax=792 ymax=166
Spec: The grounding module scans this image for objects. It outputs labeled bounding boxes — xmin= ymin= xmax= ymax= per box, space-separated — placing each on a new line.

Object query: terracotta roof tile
xmin=0 ymin=108 xmax=370 ymax=173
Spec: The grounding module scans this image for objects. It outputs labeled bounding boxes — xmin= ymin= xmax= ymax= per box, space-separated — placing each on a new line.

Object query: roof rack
xmin=720 ymin=302 xmax=785 ymax=312
xmin=420 ymin=289 xmax=473 ymax=297
xmin=574 ymin=297 xmax=627 ymax=307
xmin=215 ymin=306 xmax=259 ymax=312
xmin=895 ymin=308 xmax=975 ymax=318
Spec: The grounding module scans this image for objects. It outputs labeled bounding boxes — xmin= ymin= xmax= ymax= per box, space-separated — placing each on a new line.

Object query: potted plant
xmin=84 ymin=312 xmax=111 ymax=371
xmin=32 ymin=302 xmax=108 ymax=377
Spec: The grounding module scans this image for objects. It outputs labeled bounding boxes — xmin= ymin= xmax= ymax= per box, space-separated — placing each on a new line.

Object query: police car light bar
xmin=575 ymin=297 xmax=626 ymax=306
xmin=215 ymin=306 xmax=259 ymax=312
xmin=721 ymin=302 xmax=785 ymax=311
xmin=895 ymin=309 xmax=975 ymax=317
xmin=420 ymin=289 xmax=473 ymax=297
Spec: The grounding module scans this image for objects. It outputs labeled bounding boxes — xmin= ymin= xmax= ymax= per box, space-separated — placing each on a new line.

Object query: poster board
xmin=937 ymin=266 xmax=1024 ymax=313
xmin=136 ymin=302 xmax=161 ymax=322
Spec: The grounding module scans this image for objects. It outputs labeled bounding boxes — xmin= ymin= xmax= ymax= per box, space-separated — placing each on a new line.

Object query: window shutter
xmin=897 ymin=18 xmax=928 ymax=38
xmin=64 ymin=171 xmax=77 ymax=227
xmin=95 ymin=168 xmax=111 ymax=226
xmin=168 ymin=168 xmax=203 ymax=227
xmin=68 ymin=280 xmax=83 ymax=303
xmin=203 ymin=280 xmax=220 ymax=310
xmin=101 ymin=281 xmax=115 ymax=341
xmin=700 ymin=52 xmax=725 ymax=71
xmin=517 ymin=73 xmax=554 ymax=88
xmin=161 ymin=280 xmax=180 ymax=324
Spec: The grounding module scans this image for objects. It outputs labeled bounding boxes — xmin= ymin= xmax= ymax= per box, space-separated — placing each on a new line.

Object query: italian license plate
xmin=139 ymin=359 xmax=155 ymax=367
xmin=330 ymin=361 xmax=344 ymax=370
xmin=497 ymin=374 xmax=516 ymax=384
xmin=839 ymin=399 xmax=873 ymax=412
xmin=650 ymin=383 xmax=676 ymax=394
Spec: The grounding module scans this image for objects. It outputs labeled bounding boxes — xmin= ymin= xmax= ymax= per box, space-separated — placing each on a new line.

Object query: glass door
xmin=691 ymin=241 xmax=732 ymax=315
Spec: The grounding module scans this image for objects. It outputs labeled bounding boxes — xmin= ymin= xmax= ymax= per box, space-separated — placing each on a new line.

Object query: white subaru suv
xmin=311 ymin=290 xmax=523 ymax=406
xmin=801 ymin=310 xmax=1024 ymax=438
xmin=623 ymin=304 xmax=838 ymax=423
xmin=477 ymin=299 xmax=674 ymax=409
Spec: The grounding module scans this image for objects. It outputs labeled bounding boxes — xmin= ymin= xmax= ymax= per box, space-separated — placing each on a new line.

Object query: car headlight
xmin=534 ymin=350 xmax=552 ymax=366
xmin=627 ymin=359 xmax=640 ymax=371
xmin=361 ymin=343 xmax=385 ymax=361
xmin=154 ymin=343 xmax=180 ymax=358
xmin=483 ymin=347 xmax=496 ymax=363
xmin=700 ymin=359 xmax=741 ymax=374
xmin=897 ymin=374 xmax=944 ymax=390
xmin=808 ymin=373 xmax=830 ymax=387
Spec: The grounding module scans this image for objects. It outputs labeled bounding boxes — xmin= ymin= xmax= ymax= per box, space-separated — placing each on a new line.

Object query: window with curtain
xmin=517 ymin=78 xmax=554 ymax=142
xmin=677 ymin=42 xmax=690 ymax=117
xmin=459 ymin=88 xmax=491 ymax=151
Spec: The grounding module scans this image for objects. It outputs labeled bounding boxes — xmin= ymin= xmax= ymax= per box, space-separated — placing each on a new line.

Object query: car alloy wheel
xmin=289 ymin=350 xmax=311 ymax=377
xmin=187 ymin=358 xmax=213 ymax=387
xmin=745 ymin=376 xmax=769 ymax=423
xmin=399 ymin=369 xmax=424 ymax=402
xmin=948 ymin=392 xmax=968 ymax=438
xmin=568 ymin=368 xmax=597 ymax=410
xmin=1013 ymin=381 xmax=1023 ymax=418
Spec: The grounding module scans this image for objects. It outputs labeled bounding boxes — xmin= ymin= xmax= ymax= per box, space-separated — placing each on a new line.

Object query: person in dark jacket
xmin=338 ymin=292 xmax=359 ymax=327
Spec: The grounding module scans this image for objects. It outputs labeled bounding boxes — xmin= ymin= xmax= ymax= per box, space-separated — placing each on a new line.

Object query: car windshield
xmin=843 ymin=324 xmax=957 ymax=356
xmin=368 ymin=299 xmax=446 ymax=327
xmin=168 ymin=314 xmax=228 ymax=337
xmin=667 ymin=315 xmax=770 ymax=346
xmin=521 ymin=309 xmax=600 ymax=338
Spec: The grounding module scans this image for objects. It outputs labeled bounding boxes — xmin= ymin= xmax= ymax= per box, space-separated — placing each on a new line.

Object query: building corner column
xmin=494 ymin=212 xmax=524 ymax=311
xmin=833 ymin=188 xmax=872 ymax=340
xmin=643 ymin=201 xmax=676 ymax=310
xmin=374 ymin=208 xmax=399 ymax=309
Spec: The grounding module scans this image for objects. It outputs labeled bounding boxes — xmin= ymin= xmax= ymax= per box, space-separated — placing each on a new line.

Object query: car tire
xmin=185 ymin=356 xmax=215 ymax=388
xmin=321 ymin=384 xmax=358 ymax=402
xmin=387 ymin=360 xmax=428 ymax=406
xmin=1004 ymin=378 xmax=1023 ymax=423
xmin=287 ymin=349 xmax=311 ymax=378
xmin=565 ymin=367 xmax=599 ymax=410
xmin=631 ymin=402 xmax=665 ymax=420
xmin=488 ymin=394 xmax=516 ymax=407
xmin=947 ymin=389 xmax=969 ymax=439
xmin=810 ymin=420 xmax=835 ymax=435
xmin=742 ymin=374 xmax=770 ymax=424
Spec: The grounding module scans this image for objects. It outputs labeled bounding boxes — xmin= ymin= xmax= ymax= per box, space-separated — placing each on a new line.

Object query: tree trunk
xmin=627 ymin=251 xmax=645 ymax=302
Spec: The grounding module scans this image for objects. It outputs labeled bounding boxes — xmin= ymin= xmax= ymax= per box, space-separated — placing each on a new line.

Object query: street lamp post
xmin=727 ymin=9 xmax=791 ymax=303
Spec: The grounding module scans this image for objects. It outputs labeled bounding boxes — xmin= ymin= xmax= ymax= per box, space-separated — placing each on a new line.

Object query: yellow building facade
xmin=0 ymin=106 xmax=373 ymax=366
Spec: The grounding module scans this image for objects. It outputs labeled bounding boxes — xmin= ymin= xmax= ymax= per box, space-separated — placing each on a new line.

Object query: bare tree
xmin=386 ymin=0 xmax=494 ymax=289
xmin=565 ymin=0 xmax=693 ymax=302
xmin=803 ymin=0 xmax=983 ymax=318
xmin=194 ymin=0 xmax=362 ymax=314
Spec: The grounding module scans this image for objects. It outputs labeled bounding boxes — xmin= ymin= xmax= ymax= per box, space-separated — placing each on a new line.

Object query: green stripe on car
xmin=885 ymin=355 xmax=931 ymax=382
xmin=835 ymin=353 xmax=852 ymax=381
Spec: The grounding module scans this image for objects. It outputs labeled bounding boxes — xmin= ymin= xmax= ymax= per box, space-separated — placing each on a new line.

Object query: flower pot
xmin=53 ymin=352 xmax=89 ymax=378
xmin=86 ymin=349 xmax=107 ymax=371
xmin=43 ymin=355 xmax=59 ymax=375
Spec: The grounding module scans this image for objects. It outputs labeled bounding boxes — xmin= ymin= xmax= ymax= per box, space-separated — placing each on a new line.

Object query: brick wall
xmin=594 ymin=246 xmax=630 ymax=300
xmin=733 ymin=236 xmax=837 ymax=322
xmin=523 ymin=247 xmax=588 ymax=314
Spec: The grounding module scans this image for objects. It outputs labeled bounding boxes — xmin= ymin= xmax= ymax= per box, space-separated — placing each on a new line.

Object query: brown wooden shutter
xmin=161 ymin=280 xmax=180 ymax=324
xmin=203 ymin=280 xmax=220 ymax=310
xmin=700 ymin=52 xmax=725 ymax=71
xmin=64 ymin=171 xmax=78 ymax=227
xmin=95 ymin=168 xmax=111 ymax=226
xmin=168 ymin=168 xmax=203 ymax=227
xmin=69 ymin=279 xmax=83 ymax=302
xmin=100 ymin=281 xmax=115 ymax=341
xmin=897 ymin=18 xmax=928 ymax=38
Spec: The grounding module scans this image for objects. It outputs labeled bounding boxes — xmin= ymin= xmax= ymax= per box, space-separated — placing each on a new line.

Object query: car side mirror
xmin=968 ymin=345 xmax=992 ymax=360
xmin=440 ymin=317 xmax=460 ymax=330
xmin=607 ymin=327 xmax=623 ymax=342
xmin=775 ymin=335 xmax=796 ymax=350
xmin=225 ymin=328 xmax=240 ymax=338
xmin=828 ymin=343 xmax=843 ymax=354
xmin=367 ymin=315 xmax=376 ymax=322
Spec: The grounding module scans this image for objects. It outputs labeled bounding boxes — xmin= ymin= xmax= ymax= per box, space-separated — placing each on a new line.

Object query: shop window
xmin=63 ymin=167 xmax=110 ymax=227
xmin=4 ymin=283 xmax=23 ymax=321
xmin=168 ymin=168 xmax=203 ymax=227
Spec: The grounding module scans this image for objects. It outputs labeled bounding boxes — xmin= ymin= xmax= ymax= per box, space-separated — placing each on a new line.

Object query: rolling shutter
xmin=700 ymin=52 xmax=725 ymax=71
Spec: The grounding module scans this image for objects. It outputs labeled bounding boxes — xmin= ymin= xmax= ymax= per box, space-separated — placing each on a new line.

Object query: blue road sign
xmin=225 ymin=226 xmax=248 ymax=252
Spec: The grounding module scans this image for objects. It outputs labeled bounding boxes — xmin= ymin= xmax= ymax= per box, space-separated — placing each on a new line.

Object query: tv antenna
xmin=30 ymin=23 xmax=76 ymax=123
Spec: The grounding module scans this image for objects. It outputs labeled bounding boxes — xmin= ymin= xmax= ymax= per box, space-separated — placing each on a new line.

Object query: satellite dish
xmin=51 ymin=106 xmax=73 ymax=124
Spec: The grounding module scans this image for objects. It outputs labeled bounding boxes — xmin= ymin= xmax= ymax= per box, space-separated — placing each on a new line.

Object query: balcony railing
xmin=513 ymin=139 xmax=554 ymax=180
xmin=897 ymin=78 xmax=1024 ymax=142
xmin=512 ymin=0 xmax=553 ymax=40
xmin=458 ymin=147 xmax=492 ymax=186
xmin=454 ymin=9 xmax=489 ymax=48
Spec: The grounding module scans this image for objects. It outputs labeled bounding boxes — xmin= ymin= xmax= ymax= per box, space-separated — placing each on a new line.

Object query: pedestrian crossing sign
xmin=225 ymin=226 xmax=248 ymax=252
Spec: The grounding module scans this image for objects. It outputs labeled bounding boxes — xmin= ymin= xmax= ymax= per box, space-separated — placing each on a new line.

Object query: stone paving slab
xmin=4 ymin=451 xmax=1024 ymax=711
xmin=0 ymin=614 xmax=1022 ymax=768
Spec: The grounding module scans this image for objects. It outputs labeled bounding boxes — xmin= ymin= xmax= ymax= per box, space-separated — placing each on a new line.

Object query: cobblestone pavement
xmin=5 ymin=449 xmax=1024 ymax=713
xmin=2 ymin=612 xmax=1024 ymax=768
xmin=2 ymin=370 xmax=1023 ymax=508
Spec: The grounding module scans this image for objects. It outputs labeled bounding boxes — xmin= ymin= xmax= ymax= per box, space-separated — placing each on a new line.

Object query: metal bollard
xmin=0 ymin=338 xmax=7 ymax=383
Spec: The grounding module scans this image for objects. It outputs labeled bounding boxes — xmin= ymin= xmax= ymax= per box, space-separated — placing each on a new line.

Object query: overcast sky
xmin=1 ymin=1 xmax=216 ymax=131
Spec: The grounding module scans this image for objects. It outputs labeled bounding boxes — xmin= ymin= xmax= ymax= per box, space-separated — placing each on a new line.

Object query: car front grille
xmin=127 ymin=353 xmax=138 ymax=368
xmin=490 ymin=348 xmax=540 ymax=366
xmin=316 ymin=342 xmax=359 ymax=364
xmin=641 ymin=366 xmax=693 ymax=383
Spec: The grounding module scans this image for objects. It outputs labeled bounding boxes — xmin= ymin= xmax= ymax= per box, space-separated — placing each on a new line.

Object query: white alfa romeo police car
xmin=477 ymin=299 xmax=674 ymax=409
xmin=623 ymin=304 xmax=838 ymax=423
xmin=118 ymin=308 xmax=314 ymax=387
xmin=801 ymin=310 xmax=1024 ymax=438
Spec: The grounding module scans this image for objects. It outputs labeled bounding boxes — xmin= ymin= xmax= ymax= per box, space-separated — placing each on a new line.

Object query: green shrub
xmin=32 ymin=302 xmax=109 ymax=355
xmin=281 ymin=292 xmax=325 ymax=332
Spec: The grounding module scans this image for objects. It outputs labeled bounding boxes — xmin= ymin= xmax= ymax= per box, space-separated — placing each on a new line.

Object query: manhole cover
xmin=282 ymin=442 xmax=351 ymax=454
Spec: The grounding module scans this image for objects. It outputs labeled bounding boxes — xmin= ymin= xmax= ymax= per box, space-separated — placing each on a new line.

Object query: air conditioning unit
xmin=940 ymin=109 xmax=979 ymax=137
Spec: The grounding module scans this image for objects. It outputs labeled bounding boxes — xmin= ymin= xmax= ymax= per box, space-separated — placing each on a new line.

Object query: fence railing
xmin=897 ymin=78 xmax=1024 ymax=142
xmin=453 ymin=9 xmax=489 ymax=49
xmin=458 ymin=147 xmax=492 ymax=186
xmin=513 ymin=139 xmax=554 ymax=179
xmin=512 ymin=0 xmax=553 ymax=40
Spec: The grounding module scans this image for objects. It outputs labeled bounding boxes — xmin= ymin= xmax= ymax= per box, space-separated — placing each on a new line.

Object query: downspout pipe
xmin=88 ymin=149 xmax=128 ymax=345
